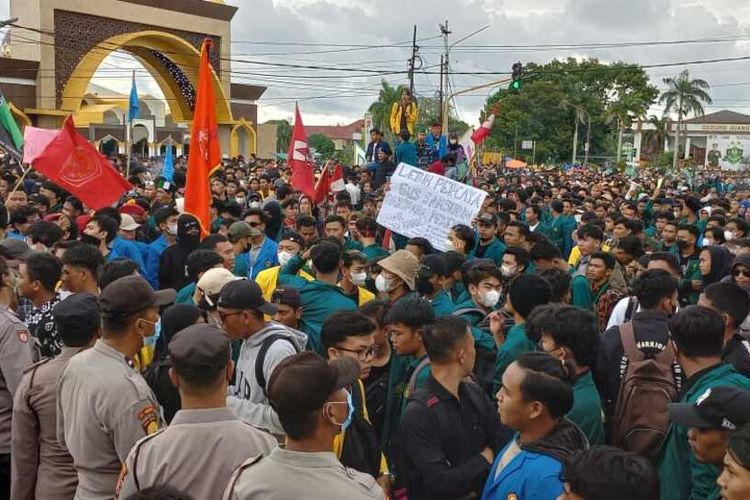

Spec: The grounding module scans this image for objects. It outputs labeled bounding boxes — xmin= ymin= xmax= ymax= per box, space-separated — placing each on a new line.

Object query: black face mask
xmin=676 ymin=240 xmax=689 ymax=251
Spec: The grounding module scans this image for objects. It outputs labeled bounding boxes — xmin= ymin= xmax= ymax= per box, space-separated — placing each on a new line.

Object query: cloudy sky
xmin=2 ymin=0 xmax=750 ymax=126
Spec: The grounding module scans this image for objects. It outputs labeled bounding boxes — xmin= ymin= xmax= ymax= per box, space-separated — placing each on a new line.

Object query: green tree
xmin=482 ymin=58 xmax=658 ymax=165
xmin=415 ymin=97 xmax=469 ymax=137
xmin=368 ymin=80 xmax=402 ymax=138
xmin=308 ymin=133 xmax=335 ymax=158
xmin=267 ymin=119 xmax=291 ymax=153
xmin=642 ymin=114 xmax=668 ymax=158
xmin=659 ymin=69 xmax=712 ymax=170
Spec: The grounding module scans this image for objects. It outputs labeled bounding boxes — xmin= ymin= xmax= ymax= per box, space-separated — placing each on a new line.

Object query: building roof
xmin=683 ymin=110 xmax=750 ymax=125
xmin=231 ymin=83 xmax=266 ymax=101
xmin=306 ymin=119 xmax=364 ymax=141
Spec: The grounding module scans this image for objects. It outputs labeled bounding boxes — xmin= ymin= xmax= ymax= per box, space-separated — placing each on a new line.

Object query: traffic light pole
xmin=443 ymin=76 xmax=512 ymax=136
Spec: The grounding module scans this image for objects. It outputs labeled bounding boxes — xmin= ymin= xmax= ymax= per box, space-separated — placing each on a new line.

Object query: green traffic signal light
xmin=510 ymin=79 xmax=521 ymax=90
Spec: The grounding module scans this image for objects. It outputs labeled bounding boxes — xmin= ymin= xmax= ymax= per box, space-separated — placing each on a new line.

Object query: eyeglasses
xmin=336 ymin=344 xmax=378 ymax=361
xmin=218 ymin=311 xmax=243 ymax=322
xmin=733 ymin=268 xmax=750 ymax=278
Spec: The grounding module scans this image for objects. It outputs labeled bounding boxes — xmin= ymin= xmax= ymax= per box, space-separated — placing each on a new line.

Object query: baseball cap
xmin=379 ymin=249 xmax=420 ymax=290
xmin=280 ymin=230 xmax=305 ymax=248
xmin=228 ymin=221 xmax=260 ymax=242
xmin=218 ymin=279 xmax=277 ymax=315
xmin=120 ymin=203 xmax=146 ymax=218
xmin=477 ymin=213 xmax=497 ymax=225
xmin=268 ymin=352 xmax=360 ymax=417
xmin=669 ymin=386 xmax=750 ymax=430
xmin=100 ymin=275 xmax=176 ymax=317
xmin=0 ymin=239 xmax=32 ymax=260
xmin=168 ymin=324 xmax=230 ymax=375
xmin=119 ymin=214 xmax=141 ymax=231
xmin=271 ymin=287 xmax=301 ymax=308
xmin=53 ymin=293 xmax=100 ymax=341
xmin=196 ymin=268 xmax=241 ymax=307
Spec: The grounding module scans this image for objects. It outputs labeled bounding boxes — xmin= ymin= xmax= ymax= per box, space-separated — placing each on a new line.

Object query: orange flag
xmin=184 ymin=39 xmax=221 ymax=237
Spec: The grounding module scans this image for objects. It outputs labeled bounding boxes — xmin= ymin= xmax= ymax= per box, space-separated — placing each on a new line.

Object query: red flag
xmin=313 ymin=162 xmax=345 ymax=204
xmin=287 ymin=104 xmax=315 ymax=199
xmin=185 ymin=39 xmax=221 ymax=237
xmin=470 ymin=113 xmax=496 ymax=145
xmin=31 ymin=116 xmax=132 ymax=210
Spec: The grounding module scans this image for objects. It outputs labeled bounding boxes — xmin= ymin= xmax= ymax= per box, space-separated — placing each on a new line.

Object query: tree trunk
xmin=616 ymin=119 xmax=623 ymax=163
xmin=572 ymin=119 xmax=579 ymax=164
xmin=672 ymin=98 xmax=682 ymax=171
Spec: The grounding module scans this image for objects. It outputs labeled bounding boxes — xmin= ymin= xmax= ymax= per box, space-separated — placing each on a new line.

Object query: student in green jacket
xmin=658 ymin=306 xmax=750 ymax=500
xmin=325 ymin=214 xmax=363 ymax=251
xmin=279 ymin=240 xmax=357 ymax=354
xmin=492 ymin=274 xmax=552 ymax=394
xmin=469 ymin=213 xmax=506 ymax=266
xmin=380 ymin=295 xmax=435 ymax=465
xmin=676 ymin=224 xmax=702 ymax=306
xmin=452 ymin=261 xmax=502 ymax=353
xmin=529 ymin=303 xmax=604 ymax=445
xmin=416 ymin=254 xmax=454 ymax=316
xmin=571 ymin=251 xmax=615 ymax=312
xmin=524 ymin=205 xmax=551 ymax=238
xmin=357 ymin=216 xmax=389 ymax=262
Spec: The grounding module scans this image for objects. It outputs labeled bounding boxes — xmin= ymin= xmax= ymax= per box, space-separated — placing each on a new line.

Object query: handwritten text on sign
xmin=376 ymin=163 xmax=487 ymax=252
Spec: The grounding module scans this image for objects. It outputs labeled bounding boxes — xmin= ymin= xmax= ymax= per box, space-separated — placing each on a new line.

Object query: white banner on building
xmin=705 ymin=135 xmax=750 ymax=170
xmin=376 ymin=163 xmax=487 ymax=252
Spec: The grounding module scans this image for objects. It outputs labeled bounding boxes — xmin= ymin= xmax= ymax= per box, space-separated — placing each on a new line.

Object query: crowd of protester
xmin=4 ymin=130 xmax=750 ymax=500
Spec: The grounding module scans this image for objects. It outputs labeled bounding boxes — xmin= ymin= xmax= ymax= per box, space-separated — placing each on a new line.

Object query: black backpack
xmin=255 ymin=334 xmax=299 ymax=397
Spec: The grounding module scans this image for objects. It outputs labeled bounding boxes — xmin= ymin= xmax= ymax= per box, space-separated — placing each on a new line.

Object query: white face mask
xmin=500 ymin=265 xmax=517 ymax=278
xmin=375 ymin=274 xmax=393 ymax=293
xmin=167 ymin=223 xmax=178 ymax=236
xmin=725 ymin=230 xmax=735 ymax=242
xmin=480 ymin=289 xmax=501 ymax=308
xmin=235 ymin=197 xmax=246 ymax=206
xmin=701 ymin=238 xmax=712 ymax=247
xmin=249 ymin=201 xmax=261 ymax=209
xmin=350 ymin=271 xmax=367 ymax=287
xmin=277 ymin=251 xmax=294 ymax=267
xmin=445 ymin=239 xmax=455 ymax=251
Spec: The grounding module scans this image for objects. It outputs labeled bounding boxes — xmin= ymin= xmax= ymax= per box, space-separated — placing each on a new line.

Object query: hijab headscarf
xmin=702 ymin=245 xmax=734 ymax=287
xmin=263 ymin=200 xmax=283 ymax=242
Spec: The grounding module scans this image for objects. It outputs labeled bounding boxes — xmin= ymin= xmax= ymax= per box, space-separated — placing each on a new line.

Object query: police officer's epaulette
xmin=224 ymin=454 xmax=264 ymax=496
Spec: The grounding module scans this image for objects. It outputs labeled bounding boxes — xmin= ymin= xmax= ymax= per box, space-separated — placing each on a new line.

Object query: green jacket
xmin=452 ymin=298 xmax=496 ymax=351
xmin=344 ymin=236 xmax=364 ymax=252
xmin=362 ymin=243 xmax=389 ymax=262
xmin=175 ymin=282 xmax=196 ymax=305
xmin=568 ymin=370 xmax=604 ymax=445
xmin=494 ymin=323 xmax=535 ymax=393
xmin=429 ymin=289 xmax=454 ymax=316
xmin=279 ymin=257 xmax=357 ymax=354
xmin=658 ymin=363 xmax=750 ymax=500
xmin=678 ymin=252 xmax=702 ymax=306
xmin=469 ymin=237 xmax=506 ymax=266
xmin=531 ymin=220 xmax=552 ymax=238
xmin=550 ymin=215 xmax=576 ymax=259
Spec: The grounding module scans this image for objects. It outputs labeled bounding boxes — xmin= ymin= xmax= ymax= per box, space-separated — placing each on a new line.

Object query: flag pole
xmin=126 ymin=70 xmax=135 ymax=180
xmin=11 ymin=163 xmax=32 ymax=193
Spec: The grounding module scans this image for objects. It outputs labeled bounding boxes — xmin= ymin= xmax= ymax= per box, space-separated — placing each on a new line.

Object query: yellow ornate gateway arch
xmin=61 ymin=30 xmax=232 ymax=124
xmin=6 ymin=0 xmax=264 ymax=154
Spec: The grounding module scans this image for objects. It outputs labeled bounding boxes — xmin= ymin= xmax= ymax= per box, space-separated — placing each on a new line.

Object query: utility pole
xmin=407 ymin=25 xmax=418 ymax=95
xmin=0 ymin=17 xmax=19 ymax=28
xmin=439 ymin=20 xmax=451 ymax=129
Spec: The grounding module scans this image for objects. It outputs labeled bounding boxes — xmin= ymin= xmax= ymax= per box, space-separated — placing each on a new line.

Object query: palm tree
xmin=368 ymin=80 xmax=403 ymax=136
xmin=606 ymin=92 xmax=650 ymax=162
xmin=659 ymin=69 xmax=713 ymax=169
xmin=642 ymin=114 xmax=668 ymax=157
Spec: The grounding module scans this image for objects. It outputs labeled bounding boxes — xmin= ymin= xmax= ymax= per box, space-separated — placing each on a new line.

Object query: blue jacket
xmin=134 ymin=240 xmax=160 ymax=290
xmin=109 ymin=236 xmax=148 ymax=277
xmin=395 ymin=141 xmax=418 ymax=166
xmin=244 ymin=237 xmax=279 ymax=280
xmin=482 ymin=419 xmax=588 ymax=500
xmin=426 ymin=134 xmax=447 ymax=162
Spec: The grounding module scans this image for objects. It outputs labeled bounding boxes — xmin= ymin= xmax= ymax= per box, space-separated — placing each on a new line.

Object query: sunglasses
xmin=733 ymin=268 xmax=750 ymax=278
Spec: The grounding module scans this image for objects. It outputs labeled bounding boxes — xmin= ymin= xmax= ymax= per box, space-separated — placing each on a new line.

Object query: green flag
xmin=0 ymin=88 xmax=23 ymax=159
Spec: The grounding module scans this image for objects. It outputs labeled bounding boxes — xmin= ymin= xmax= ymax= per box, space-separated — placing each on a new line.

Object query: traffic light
xmin=510 ymin=62 xmax=523 ymax=90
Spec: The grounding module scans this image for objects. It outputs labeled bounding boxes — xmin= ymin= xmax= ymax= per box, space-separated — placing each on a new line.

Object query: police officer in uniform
xmin=12 ymin=293 xmax=100 ymax=500
xmin=0 ymin=256 xmax=34 ymax=497
xmin=223 ymin=352 xmax=383 ymax=500
xmin=116 ymin=324 xmax=276 ymax=500
xmin=57 ymin=276 xmax=175 ymax=500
